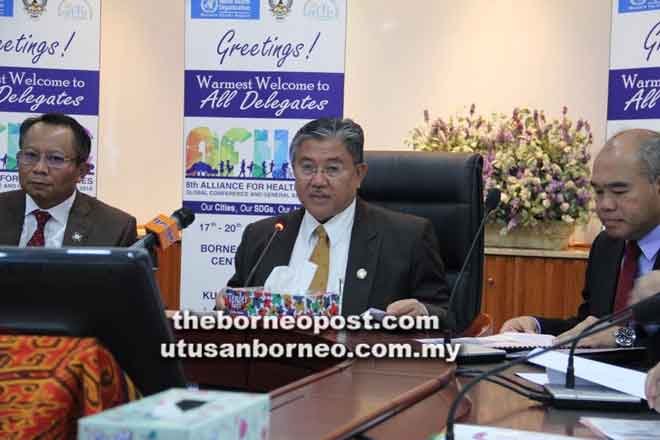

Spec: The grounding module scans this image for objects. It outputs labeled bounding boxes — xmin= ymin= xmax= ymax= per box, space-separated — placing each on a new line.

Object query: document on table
xmin=431 ymin=424 xmax=575 ymax=439
xmin=418 ymin=332 xmax=555 ymax=350
xmin=528 ymin=348 xmax=647 ymax=399
xmin=580 ymin=417 xmax=660 ymax=440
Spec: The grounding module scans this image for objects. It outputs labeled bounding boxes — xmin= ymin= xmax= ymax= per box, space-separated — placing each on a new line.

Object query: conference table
xmin=171 ymin=321 xmax=659 ymax=439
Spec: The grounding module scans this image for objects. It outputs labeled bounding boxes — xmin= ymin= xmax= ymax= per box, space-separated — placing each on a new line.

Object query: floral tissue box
xmin=223 ymin=288 xmax=340 ymax=317
xmin=78 ymin=388 xmax=269 ymax=440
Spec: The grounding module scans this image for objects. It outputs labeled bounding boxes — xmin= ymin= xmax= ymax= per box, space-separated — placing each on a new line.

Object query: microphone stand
xmin=444 ymin=313 xmax=631 ymax=440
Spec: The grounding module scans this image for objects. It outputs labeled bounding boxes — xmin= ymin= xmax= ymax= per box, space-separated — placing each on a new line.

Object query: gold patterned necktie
xmin=308 ymin=225 xmax=329 ymax=292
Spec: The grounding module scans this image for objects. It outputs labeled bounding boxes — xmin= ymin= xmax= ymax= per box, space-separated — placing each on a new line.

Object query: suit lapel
xmin=0 ymin=191 xmax=26 ymax=245
xmin=598 ymin=239 xmax=625 ymax=316
xmin=342 ymin=199 xmax=380 ymax=316
xmin=63 ymin=192 xmax=92 ymax=246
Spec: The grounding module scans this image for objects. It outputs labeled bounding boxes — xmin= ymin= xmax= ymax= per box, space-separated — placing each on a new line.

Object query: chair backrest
xmin=358 ymin=150 xmax=484 ymax=332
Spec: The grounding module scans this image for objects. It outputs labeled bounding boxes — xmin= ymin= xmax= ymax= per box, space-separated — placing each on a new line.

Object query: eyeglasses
xmin=18 ymin=149 xmax=77 ymax=169
xmin=296 ymin=162 xmax=358 ymax=179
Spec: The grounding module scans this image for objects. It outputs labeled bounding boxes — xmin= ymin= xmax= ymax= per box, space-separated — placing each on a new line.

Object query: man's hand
xmin=386 ymin=299 xmax=428 ymax=317
xmin=499 ymin=316 xmax=539 ymax=333
xmin=631 ymin=270 xmax=660 ymax=306
xmin=645 ymin=362 xmax=660 ymax=413
xmin=555 ymin=316 xmax=618 ymax=347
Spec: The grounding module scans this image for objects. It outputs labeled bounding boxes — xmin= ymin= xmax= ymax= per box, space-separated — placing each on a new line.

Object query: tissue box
xmin=78 ymin=389 xmax=269 ymax=440
xmin=223 ymin=288 xmax=339 ymax=317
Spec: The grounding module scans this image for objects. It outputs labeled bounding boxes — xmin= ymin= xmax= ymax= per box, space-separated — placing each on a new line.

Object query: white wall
xmin=98 ymin=0 xmax=611 ymax=240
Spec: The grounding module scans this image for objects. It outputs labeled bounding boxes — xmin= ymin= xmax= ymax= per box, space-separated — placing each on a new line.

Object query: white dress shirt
xmin=288 ymin=198 xmax=356 ymax=299
xmin=19 ymin=191 xmax=77 ymax=248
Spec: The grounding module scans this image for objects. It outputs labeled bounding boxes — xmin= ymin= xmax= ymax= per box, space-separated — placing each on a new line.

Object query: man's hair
xmin=638 ymin=132 xmax=660 ymax=182
xmin=289 ymin=117 xmax=364 ymax=164
xmin=19 ymin=113 xmax=91 ymax=163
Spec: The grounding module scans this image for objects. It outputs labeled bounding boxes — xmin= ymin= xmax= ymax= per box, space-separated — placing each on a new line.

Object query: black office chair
xmin=358 ymin=150 xmax=484 ymax=333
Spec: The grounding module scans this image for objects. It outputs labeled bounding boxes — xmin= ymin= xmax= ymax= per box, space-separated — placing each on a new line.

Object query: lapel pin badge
xmin=72 ymin=232 xmax=83 ymax=243
xmin=356 ymin=268 xmax=367 ymax=280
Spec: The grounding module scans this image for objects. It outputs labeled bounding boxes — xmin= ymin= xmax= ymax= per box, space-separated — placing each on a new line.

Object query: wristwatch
xmin=614 ymin=326 xmax=636 ymax=347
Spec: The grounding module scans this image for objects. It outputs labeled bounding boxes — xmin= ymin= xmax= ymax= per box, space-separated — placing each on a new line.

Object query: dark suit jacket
xmin=537 ymin=230 xmax=660 ymax=335
xmin=227 ymin=198 xmax=451 ymax=320
xmin=0 ymin=190 xmax=137 ymax=247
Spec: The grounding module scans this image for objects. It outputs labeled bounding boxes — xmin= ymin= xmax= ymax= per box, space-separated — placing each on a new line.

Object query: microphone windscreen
xmin=485 ymin=188 xmax=502 ymax=213
xmin=172 ymin=208 xmax=196 ymax=229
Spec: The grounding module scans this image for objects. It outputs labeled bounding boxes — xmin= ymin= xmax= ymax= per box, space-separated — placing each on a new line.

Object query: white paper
xmin=422 ymin=332 xmax=555 ymax=348
xmin=580 ymin=417 xmax=660 ymax=440
xmin=440 ymin=424 xmax=575 ymax=439
xmin=515 ymin=372 xmax=549 ymax=386
xmin=528 ymin=349 xmax=647 ymax=399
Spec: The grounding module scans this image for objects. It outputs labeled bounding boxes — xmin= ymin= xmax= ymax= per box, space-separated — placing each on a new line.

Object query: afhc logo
xmin=191 ymin=0 xmax=260 ymax=20
xmin=619 ymin=0 xmax=660 ymax=13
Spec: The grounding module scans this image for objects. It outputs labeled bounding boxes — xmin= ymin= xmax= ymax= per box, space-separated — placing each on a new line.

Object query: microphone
xmin=446 ymin=188 xmax=501 ymax=332
xmin=132 ymin=208 xmax=195 ymax=251
xmin=444 ymin=311 xmax=631 ymax=440
xmin=563 ymin=291 xmax=660 ymax=390
xmin=243 ymin=220 xmax=285 ymax=288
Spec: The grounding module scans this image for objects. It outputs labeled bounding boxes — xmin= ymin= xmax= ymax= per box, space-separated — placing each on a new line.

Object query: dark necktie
xmin=613 ymin=240 xmax=640 ymax=312
xmin=26 ymin=210 xmax=52 ymax=247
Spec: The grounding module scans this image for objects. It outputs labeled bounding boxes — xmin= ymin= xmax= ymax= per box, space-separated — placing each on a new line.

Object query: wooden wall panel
xmin=482 ymin=255 xmax=587 ymax=331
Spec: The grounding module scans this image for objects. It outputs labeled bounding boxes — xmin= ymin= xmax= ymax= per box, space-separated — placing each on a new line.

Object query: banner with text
xmin=607 ymin=0 xmax=660 ymax=136
xmin=0 ymin=0 xmax=101 ymax=194
xmin=182 ymin=0 xmax=346 ymax=310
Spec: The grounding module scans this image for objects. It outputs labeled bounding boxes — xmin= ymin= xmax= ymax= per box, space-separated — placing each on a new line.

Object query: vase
xmin=485 ymin=222 xmax=575 ymax=250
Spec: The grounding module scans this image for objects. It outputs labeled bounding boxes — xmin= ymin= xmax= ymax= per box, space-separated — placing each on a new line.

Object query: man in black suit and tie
xmin=0 ymin=113 xmax=136 ymax=247
xmin=501 ymin=129 xmax=660 ymax=347
xmin=216 ymin=117 xmax=450 ymax=320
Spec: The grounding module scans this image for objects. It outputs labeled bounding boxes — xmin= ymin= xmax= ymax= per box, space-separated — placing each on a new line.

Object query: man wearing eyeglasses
xmin=217 ymin=117 xmax=450 ymax=320
xmin=0 ymin=113 xmax=137 ymax=247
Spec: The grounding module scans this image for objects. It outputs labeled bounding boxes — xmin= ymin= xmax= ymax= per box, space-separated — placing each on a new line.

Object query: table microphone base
xmin=544 ymin=383 xmax=645 ymax=411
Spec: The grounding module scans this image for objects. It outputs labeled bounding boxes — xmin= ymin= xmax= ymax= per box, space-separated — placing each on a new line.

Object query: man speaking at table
xmin=0 ymin=113 xmax=137 ymax=247
xmin=217 ymin=117 xmax=450 ymax=320
xmin=501 ymin=129 xmax=660 ymax=347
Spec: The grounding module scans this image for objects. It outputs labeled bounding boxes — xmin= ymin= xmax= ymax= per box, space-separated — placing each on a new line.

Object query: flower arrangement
xmin=406 ymin=105 xmax=594 ymax=233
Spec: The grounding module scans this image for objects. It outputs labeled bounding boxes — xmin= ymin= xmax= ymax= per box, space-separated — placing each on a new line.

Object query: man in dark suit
xmin=501 ymin=129 xmax=660 ymax=347
xmin=0 ymin=113 xmax=136 ymax=247
xmin=217 ymin=118 xmax=450 ymax=319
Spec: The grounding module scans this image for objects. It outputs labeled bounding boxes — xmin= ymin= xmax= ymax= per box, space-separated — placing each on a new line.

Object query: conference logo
xmin=57 ymin=0 xmax=92 ymax=20
xmin=268 ymin=0 xmax=292 ymax=20
xmin=22 ymin=0 xmax=47 ymax=18
xmin=303 ymin=0 xmax=338 ymax=21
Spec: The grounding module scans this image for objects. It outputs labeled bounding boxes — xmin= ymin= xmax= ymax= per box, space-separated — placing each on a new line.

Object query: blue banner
xmin=619 ymin=0 xmax=660 ymax=14
xmin=0 ymin=66 xmax=99 ymax=115
xmin=0 ymin=0 xmax=13 ymax=16
xmin=608 ymin=66 xmax=660 ymax=120
xmin=184 ymin=70 xmax=344 ymax=119
xmin=191 ymin=0 xmax=260 ymax=19
xmin=183 ymin=200 xmax=300 ymax=215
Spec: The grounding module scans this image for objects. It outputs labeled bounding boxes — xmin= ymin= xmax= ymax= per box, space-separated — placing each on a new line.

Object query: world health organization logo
xmin=22 ymin=0 xmax=48 ymax=18
xmin=269 ymin=0 xmax=292 ymax=20
xmin=200 ymin=0 xmax=219 ymax=14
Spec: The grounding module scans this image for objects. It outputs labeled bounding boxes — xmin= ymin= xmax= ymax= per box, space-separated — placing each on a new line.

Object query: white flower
xmin=500 ymin=193 xmax=510 ymax=203
xmin=565 ymin=180 xmax=576 ymax=190
xmin=562 ymin=214 xmax=575 ymax=223
xmin=560 ymin=202 xmax=570 ymax=212
xmin=543 ymin=199 xmax=551 ymax=208
xmin=539 ymin=192 xmax=547 ymax=199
